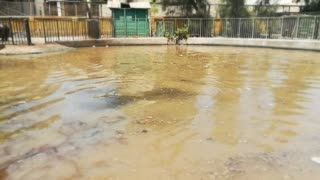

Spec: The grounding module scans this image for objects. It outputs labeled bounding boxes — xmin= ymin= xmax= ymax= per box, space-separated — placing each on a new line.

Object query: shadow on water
xmin=103 ymin=88 xmax=194 ymax=108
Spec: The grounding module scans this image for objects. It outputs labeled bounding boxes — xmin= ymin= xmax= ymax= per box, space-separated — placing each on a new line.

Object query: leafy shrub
xmin=164 ymin=25 xmax=189 ymax=44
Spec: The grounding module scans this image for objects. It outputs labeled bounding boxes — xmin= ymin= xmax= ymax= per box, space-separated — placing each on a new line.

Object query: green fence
xmin=154 ymin=16 xmax=320 ymax=40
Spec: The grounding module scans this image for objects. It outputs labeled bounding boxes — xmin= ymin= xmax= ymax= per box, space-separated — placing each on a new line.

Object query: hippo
xmin=0 ymin=23 xmax=10 ymax=42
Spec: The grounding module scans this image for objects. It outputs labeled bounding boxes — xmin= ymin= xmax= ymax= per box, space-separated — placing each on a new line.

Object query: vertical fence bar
xmin=24 ymin=19 xmax=32 ymax=45
xmin=295 ymin=16 xmax=300 ymax=39
xmin=312 ymin=16 xmax=316 ymax=39
xmin=146 ymin=18 xmax=148 ymax=37
xmin=72 ymin=19 xmax=75 ymax=40
xmin=7 ymin=2 xmax=9 ymax=15
xmin=252 ymin=18 xmax=255 ymax=38
xmin=56 ymin=20 xmax=60 ymax=41
xmin=42 ymin=19 xmax=47 ymax=43
xmin=175 ymin=18 xmax=177 ymax=33
xmin=200 ymin=18 xmax=202 ymax=37
xmin=238 ymin=18 xmax=241 ymax=38
xmin=162 ymin=18 xmax=165 ymax=36
xmin=75 ymin=4 xmax=77 ymax=16
xmin=136 ymin=17 xmax=138 ymax=37
xmin=266 ymin=18 xmax=269 ymax=39
xmin=280 ymin=16 xmax=284 ymax=38
xmin=8 ymin=18 xmax=14 ymax=44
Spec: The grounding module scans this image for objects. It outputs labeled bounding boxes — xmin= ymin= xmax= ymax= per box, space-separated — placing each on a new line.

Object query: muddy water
xmin=0 ymin=46 xmax=320 ymax=180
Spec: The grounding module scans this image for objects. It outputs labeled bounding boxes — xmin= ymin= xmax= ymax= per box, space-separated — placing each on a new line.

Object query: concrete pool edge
xmin=0 ymin=44 xmax=74 ymax=56
xmin=57 ymin=37 xmax=320 ymax=51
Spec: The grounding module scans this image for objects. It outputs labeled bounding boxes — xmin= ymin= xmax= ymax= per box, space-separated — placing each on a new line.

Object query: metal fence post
xmin=145 ymin=17 xmax=149 ymax=37
xmin=42 ymin=20 xmax=47 ymax=43
xmin=295 ymin=16 xmax=300 ymax=39
xmin=175 ymin=18 xmax=177 ymax=32
xmin=7 ymin=2 xmax=9 ymax=15
xmin=56 ymin=20 xmax=60 ymax=41
xmin=71 ymin=19 xmax=75 ymax=40
xmin=280 ymin=16 xmax=284 ymax=38
xmin=238 ymin=18 xmax=241 ymax=38
xmin=162 ymin=18 xmax=165 ymax=36
xmin=252 ymin=18 xmax=255 ymax=38
xmin=8 ymin=18 xmax=14 ymax=44
xmin=200 ymin=18 xmax=202 ymax=37
xmin=75 ymin=4 xmax=77 ymax=16
xmin=225 ymin=18 xmax=227 ymax=37
xmin=212 ymin=18 xmax=215 ymax=37
xmin=136 ymin=17 xmax=138 ymax=37
xmin=312 ymin=16 xmax=316 ymax=39
xmin=125 ymin=9 xmax=127 ymax=37
xmin=266 ymin=18 xmax=269 ymax=39
xmin=24 ymin=19 xmax=32 ymax=45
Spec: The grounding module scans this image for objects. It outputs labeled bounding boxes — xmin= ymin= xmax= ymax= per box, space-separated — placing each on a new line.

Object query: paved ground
xmin=0 ymin=44 xmax=73 ymax=55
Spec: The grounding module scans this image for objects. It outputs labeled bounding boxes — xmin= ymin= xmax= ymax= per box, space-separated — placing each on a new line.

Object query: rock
xmin=142 ymin=129 xmax=148 ymax=133
xmin=206 ymin=137 xmax=214 ymax=141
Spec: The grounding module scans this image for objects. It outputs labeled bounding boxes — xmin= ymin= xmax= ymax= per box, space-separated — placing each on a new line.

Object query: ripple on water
xmin=0 ymin=46 xmax=320 ymax=180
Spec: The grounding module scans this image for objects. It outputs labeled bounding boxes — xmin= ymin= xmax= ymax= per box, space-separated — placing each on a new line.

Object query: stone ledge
xmin=57 ymin=37 xmax=320 ymax=51
xmin=184 ymin=38 xmax=320 ymax=51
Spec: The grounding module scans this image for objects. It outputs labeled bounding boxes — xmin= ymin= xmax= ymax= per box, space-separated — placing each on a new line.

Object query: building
xmin=148 ymin=0 xmax=305 ymax=17
xmin=0 ymin=0 xmax=306 ymax=17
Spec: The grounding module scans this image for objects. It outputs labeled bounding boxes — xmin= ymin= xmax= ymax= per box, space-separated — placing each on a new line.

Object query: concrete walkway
xmin=0 ymin=44 xmax=73 ymax=56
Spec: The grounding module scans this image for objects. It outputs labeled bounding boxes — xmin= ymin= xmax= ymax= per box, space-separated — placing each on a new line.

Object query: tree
xmin=300 ymin=0 xmax=320 ymax=12
xmin=219 ymin=0 xmax=249 ymax=18
xmin=254 ymin=0 xmax=278 ymax=17
xmin=161 ymin=0 xmax=209 ymax=17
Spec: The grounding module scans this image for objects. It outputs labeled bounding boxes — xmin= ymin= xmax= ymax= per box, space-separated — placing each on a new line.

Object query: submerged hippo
xmin=0 ymin=23 xmax=10 ymax=42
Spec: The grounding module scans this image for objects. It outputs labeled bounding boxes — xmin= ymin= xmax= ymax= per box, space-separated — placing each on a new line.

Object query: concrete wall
xmin=184 ymin=38 xmax=320 ymax=51
xmin=58 ymin=37 xmax=320 ymax=51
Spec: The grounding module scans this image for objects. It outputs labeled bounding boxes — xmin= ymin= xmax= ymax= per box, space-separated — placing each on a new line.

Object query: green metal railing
xmin=154 ymin=16 xmax=320 ymax=40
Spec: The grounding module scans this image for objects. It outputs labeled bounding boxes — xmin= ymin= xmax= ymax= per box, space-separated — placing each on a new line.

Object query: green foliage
xmin=151 ymin=2 xmax=160 ymax=15
xmin=302 ymin=0 xmax=320 ymax=12
xmin=219 ymin=0 xmax=249 ymax=18
xmin=175 ymin=25 xmax=189 ymax=43
xmin=254 ymin=6 xmax=278 ymax=17
xmin=162 ymin=0 xmax=209 ymax=17
xmin=164 ymin=25 xmax=189 ymax=44
xmin=164 ymin=31 xmax=176 ymax=43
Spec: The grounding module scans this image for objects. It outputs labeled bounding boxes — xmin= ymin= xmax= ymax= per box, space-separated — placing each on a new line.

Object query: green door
xmin=112 ymin=9 xmax=149 ymax=37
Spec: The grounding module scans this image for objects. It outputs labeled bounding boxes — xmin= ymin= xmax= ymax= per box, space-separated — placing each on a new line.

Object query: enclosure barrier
xmin=29 ymin=17 xmax=112 ymax=43
xmin=153 ymin=16 xmax=320 ymax=40
xmin=0 ymin=17 xmax=31 ymax=45
xmin=1 ymin=16 xmax=320 ymax=45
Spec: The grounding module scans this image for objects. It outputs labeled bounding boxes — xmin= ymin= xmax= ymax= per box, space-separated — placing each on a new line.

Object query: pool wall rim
xmin=56 ymin=38 xmax=320 ymax=52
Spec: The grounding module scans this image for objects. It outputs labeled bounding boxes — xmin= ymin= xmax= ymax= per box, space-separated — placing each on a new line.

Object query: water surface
xmin=1 ymin=46 xmax=320 ymax=180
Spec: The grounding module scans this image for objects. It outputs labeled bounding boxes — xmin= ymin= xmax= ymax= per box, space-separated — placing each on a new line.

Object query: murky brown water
xmin=0 ymin=46 xmax=320 ymax=180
